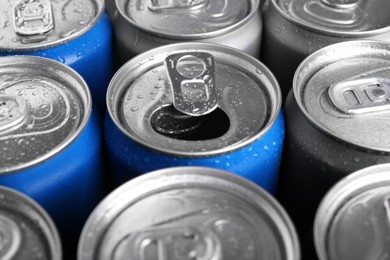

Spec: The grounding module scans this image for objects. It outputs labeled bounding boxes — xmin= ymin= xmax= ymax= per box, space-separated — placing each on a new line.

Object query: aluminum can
xmin=105 ymin=42 xmax=284 ymax=193
xmin=314 ymin=163 xmax=390 ymax=260
xmin=0 ymin=0 xmax=114 ymax=112
xmin=78 ymin=166 xmax=300 ymax=260
xmin=0 ymin=186 xmax=61 ymax=259
xmin=111 ymin=0 xmax=262 ymax=66
xmin=278 ymin=40 xmax=390 ymax=247
xmin=0 ymin=56 xmax=103 ymax=259
xmin=261 ymin=0 xmax=390 ymax=99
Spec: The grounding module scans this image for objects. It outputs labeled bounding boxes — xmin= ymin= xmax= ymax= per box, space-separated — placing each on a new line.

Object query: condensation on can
xmin=315 ymin=163 xmax=390 ymax=260
xmin=0 ymin=55 xmax=103 ymax=259
xmin=111 ymin=0 xmax=262 ymax=66
xmin=0 ymin=186 xmax=61 ymax=260
xmin=105 ymin=42 xmax=284 ymax=193
xmin=261 ymin=0 xmax=390 ymax=99
xmin=278 ymin=40 xmax=390 ymax=252
xmin=78 ymin=167 xmax=300 ymax=260
xmin=0 ymin=0 xmax=114 ymax=112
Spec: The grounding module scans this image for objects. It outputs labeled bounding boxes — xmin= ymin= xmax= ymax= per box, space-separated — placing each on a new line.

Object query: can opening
xmin=150 ymin=105 xmax=230 ymax=140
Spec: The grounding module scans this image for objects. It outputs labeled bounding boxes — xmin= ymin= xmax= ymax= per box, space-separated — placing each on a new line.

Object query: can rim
xmin=314 ymin=163 xmax=390 ymax=260
xmin=292 ymin=40 xmax=390 ymax=153
xmin=0 ymin=55 xmax=92 ymax=174
xmin=0 ymin=0 xmax=104 ymax=52
xmin=114 ymin=0 xmax=259 ymax=40
xmin=0 ymin=185 xmax=62 ymax=259
xmin=106 ymin=42 xmax=282 ymax=158
xmin=78 ymin=166 xmax=300 ymax=260
xmin=270 ymin=0 xmax=390 ymax=37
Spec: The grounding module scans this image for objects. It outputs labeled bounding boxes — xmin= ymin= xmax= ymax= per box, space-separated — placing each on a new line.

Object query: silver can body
xmin=315 ymin=163 xmax=390 ymax=260
xmin=111 ymin=0 xmax=262 ymax=66
xmin=0 ymin=186 xmax=62 ymax=259
xmin=261 ymin=0 xmax=390 ymax=99
xmin=78 ymin=166 xmax=300 ymax=260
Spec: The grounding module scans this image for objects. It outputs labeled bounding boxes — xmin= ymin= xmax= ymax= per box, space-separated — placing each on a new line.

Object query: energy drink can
xmin=78 ymin=166 xmax=300 ymax=260
xmin=105 ymin=42 xmax=284 ymax=193
xmin=0 ymin=0 xmax=114 ymax=112
xmin=111 ymin=0 xmax=262 ymax=66
xmin=314 ymin=163 xmax=390 ymax=260
xmin=0 ymin=186 xmax=61 ymax=259
xmin=261 ymin=0 xmax=390 ymax=99
xmin=0 ymin=55 xmax=103 ymax=258
xmin=278 ymin=40 xmax=390 ymax=244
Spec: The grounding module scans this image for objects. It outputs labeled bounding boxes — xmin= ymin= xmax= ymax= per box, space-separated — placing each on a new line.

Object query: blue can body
xmin=105 ymin=112 xmax=284 ymax=194
xmin=0 ymin=12 xmax=114 ymax=113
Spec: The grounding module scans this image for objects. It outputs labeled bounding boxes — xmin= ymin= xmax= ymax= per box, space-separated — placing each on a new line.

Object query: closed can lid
xmin=271 ymin=0 xmax=390 ymax=36
xmin=0 ymin=55 xmax=91 ymax=173
xmin=294 ymin=40 xmax=390 ymax=152
xmin=0 ymin=0 xmax=104 ymax=52
xmin=115 ymin=0 xmax=259 ymax=39
xmin=107 ymin=42 xmax=281 ymax=157
xmin=78 ymin=166 xmax=300 ymax=260
xmin=0 ymin=186 xmax=61 ymax=259
xmin=314 ymin=163 xmax=390 ymax=260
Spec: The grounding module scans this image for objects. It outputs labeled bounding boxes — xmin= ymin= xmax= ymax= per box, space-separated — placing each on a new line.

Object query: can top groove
xmin=272 ymin=0 xmax=390 ymax=36
xmin=115 ymin=0 xmax=258 ymax=39
xmin=0 ymin=0 xmax=104 ymax=52
xmin=0 ymin=56 xmax=91 ymax=174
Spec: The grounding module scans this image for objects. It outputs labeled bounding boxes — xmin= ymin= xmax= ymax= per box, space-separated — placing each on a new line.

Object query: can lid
xmin=115 ymin=0 xmax=258 ymax=39
xmin=294 ymin=40 xmax=390 ymax=152
xmin=314 ymin=163 xmax=390 ymax=260
xmin=0 ymin=55 xmax=91 ymax=173
xmin=273 ymin=0 xmax=390 ymax=36
xmin=0 ymin=0 xmax=103 ymax=52
xmin=78 ymin=167 xmax=300 ymax=260
xmin=0 ymin=186 xmax=61 ymax=259
xmin=107 ymin=42 xmax=281 ymax=157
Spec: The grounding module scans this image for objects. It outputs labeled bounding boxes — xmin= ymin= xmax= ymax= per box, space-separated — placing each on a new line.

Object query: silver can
xmin=315 ymin=163 xmax=390 ymax=260
xmin=0 ymin=186 xmax=61 ymax=259
xmin=261 ymin=0 xmax=390 ymax=98
xmin=78 ymin=166 xmax=300 ymax=260
xmin=111 ymin=0 xmax=262 ymax=66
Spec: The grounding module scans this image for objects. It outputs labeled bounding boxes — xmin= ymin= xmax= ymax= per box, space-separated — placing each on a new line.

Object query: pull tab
xmin=128 ymin=227 xmax=221 ymax=260
xmin=148 ymin=0 xmax=207 ymax=11
xmin=328 ymin=77 xmax=390 ymax=115
xmin=0 ymin=95 xmax=28 ymax=132
xmin=321 ymin=0 xmax=359 ymax=9
xmin=12 ymin=0 xmax=54 ymax=36
xmin=165 ymin=52 xmax=218 ymax=117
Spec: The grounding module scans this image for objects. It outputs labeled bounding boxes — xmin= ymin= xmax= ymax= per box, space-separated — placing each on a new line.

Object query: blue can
xmin=0 ymin=56 xmax=103 ymax=259
xmin=0 ymin=0 xmax=114 ymax=113
xmin=105 ymin=42 xmax=284 ymax=193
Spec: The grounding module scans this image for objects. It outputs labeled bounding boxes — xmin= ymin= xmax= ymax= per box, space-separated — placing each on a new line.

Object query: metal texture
xmin=278 ymin=41 xmax=390 ymax=254
xmin=105 ymin=42 xmax=284 ymax=193
xmin=0 ymin=0 xmax=114 ymax=112
xmin=0 ymin=186 xmax=61 ymax=260
xmin=0 ymin=56 xmax=103 ymax=259
xmin=315 ymin=163 xmax=390 ymax=260
xmin=78 ymin=167 xmax=300 ymax=260
xmin=111 ymin=0 xmax=262 ymax=66
xmin=261 ymin=0 xmax=390 ymax=99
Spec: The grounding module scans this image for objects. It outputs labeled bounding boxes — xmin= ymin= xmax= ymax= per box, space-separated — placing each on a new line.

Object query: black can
xmin=278 ymin=40 xmax=390 ymax=251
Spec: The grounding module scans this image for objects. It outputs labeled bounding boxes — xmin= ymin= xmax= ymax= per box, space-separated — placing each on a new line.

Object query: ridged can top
xmin=106 ymin=42 xmax=281 ymax=157
xmin=78 ymin=166 xmax=300 ymax=260
xmin=115 ymin=0 xmax=258 ymax=39
xmin=0 ymin=0 xmax=104 ymax=52
xmin=294 ymin=40 xmax=390 ymax=153
xmin=0 ymin=186 xmax=61 ymax=259
xmin=0 ymin=55 xmax=91 ymax=173
xmin=272 ymin=0 xmax=390 ymax=36
xmin=315 ymin=163 xmax=390 ymax=260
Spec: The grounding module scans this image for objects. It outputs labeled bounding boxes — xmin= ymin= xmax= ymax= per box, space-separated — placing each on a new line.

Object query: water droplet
xmin=274 ymin=27 xmax=282 ymax=33
xmin=131 ymin=106 xmax=139 ymax=112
